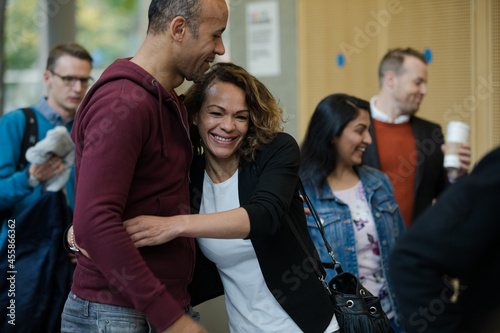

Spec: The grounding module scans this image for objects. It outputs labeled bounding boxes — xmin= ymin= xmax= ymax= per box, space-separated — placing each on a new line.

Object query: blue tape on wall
xmin=337 ymin=53 xmax=346 ymax=68
xmin=423 ymin=48 xmax=433 ymax=63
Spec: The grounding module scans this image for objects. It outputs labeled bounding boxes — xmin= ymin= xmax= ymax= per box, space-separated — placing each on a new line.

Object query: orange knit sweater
xmin=372 ymin=119 xmax=416 ymax=227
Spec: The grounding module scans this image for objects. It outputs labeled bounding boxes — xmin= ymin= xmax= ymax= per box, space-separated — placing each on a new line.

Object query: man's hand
xmin=456 ymin=143 xmax=472 ymax=176
xmin=162 ymin=314 xmax=208 ymax=333
xmin=441 ymin=143 xmax=472 ymax=180
xmin=68 ymin=253 xmax=77 ymax=264
xmin=28 ymin=155 xmax=64 ymax=182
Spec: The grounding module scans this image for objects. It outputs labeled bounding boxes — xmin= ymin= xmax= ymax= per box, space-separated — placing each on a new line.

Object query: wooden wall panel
xmin=387 ymin=1 xmax=472 ymax=128
xmin=298 ymin=0 xmax=499 ymax=164
xmin=492 ymin=0 xmax=500 ymax=151
xmin=298 ymin=0 xmax=381 ymax=139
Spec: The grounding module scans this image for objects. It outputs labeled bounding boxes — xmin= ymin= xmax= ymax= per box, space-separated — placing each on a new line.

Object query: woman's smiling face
xmin=333 ymin=109 xmax=372 ymax=168
xmin=195 ymin=81 xmax=250 ymax=162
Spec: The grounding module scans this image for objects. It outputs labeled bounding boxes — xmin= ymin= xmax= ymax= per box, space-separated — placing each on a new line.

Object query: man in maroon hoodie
xmin=61 ymin=0 xmax=228 ymax=332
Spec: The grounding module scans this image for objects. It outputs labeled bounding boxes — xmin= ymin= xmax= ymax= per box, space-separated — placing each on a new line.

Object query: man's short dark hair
xmin=148 ymin=0 xmax=203 ymax=38
xmin=46 ymin=43 xmax=93 ymax=72
xmin=378 ymin=47 xmax=427 ymax=87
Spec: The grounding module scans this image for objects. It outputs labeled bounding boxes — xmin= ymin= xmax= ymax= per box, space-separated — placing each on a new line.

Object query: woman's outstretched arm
xmin=124 ymin=207 xmax=250 ymax=248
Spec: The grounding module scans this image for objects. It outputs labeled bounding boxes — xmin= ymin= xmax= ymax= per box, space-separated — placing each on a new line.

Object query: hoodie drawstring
xmin=152 ymin=79 xmax=169 ymax=158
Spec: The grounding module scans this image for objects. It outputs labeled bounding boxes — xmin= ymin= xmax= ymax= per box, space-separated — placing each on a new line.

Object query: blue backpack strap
xmin=17 ymin=107 xmax=38 ymax=171
xmin=0 ymin=108 xmax=38 ymax=224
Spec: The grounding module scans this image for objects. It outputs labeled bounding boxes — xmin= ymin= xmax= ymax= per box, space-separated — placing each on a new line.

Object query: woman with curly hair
xmin=123 ymin=63 xmax=339 ymax=332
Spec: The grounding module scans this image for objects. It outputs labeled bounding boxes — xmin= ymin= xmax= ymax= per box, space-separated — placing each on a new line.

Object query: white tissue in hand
xmin=26 ymin=126 xmax=75 ymax=191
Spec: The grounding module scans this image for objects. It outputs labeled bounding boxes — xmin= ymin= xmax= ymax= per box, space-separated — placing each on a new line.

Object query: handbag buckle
xmin=319 ymin=276 xmax=332 ymax=295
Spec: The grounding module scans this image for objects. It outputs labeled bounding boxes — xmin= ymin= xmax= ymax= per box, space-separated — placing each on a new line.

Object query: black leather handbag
xmin=294 ymin=180 xmax=395 ymax=333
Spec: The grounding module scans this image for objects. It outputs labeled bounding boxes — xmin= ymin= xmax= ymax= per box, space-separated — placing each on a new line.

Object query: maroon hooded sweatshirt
xmin=71 ymin=58 xmax=194 ymax=331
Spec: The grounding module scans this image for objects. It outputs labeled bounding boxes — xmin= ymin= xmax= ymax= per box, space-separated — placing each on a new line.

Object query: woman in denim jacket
xmin=300 ymin=94 xmax=406 ymax=333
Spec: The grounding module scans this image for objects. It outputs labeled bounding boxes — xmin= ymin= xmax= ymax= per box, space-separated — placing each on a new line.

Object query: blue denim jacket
xmin=302 ymin=165 xmax=405 ymax=326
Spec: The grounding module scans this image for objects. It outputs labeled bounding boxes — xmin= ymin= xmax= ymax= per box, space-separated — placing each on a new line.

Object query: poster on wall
xmin=246 ymin=1 xmax=281 ymax=77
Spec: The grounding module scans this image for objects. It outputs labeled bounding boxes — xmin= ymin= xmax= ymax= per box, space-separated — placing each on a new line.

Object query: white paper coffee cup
xmin=443 ymin=121 xmax=470 ymax=170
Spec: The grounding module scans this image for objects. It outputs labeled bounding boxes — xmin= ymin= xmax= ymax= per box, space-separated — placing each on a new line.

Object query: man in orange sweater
xmin=363 ymin=48 xmax=471 ymax=227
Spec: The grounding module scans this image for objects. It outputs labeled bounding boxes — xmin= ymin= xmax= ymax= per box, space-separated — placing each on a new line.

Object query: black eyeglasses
xmin=51 ymin=71 xmax=93 ymax=87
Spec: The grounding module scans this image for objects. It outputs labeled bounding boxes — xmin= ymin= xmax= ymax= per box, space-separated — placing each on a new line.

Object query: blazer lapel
xmin=363 ymin=113 xmax=381 ymax=169
xmin=237 ymin=163 xmax=256 ymax=206
xmin=411 ymin=117 xmax=425 ymax=198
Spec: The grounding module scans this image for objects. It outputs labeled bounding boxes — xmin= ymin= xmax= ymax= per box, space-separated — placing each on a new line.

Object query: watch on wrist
xmin=26 ymin=169 xmax=40 ymax=187
xmin=69 ymin=228 xmax=80 ymax=253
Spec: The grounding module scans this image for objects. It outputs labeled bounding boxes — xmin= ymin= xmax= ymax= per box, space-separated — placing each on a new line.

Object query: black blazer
xmin=389 ymin=146 xmax=500 ymax=332
xmin=188 ymin=132 xmax=335 ymax=333
xmin=363 ymin=115 xmax=449 ymax=222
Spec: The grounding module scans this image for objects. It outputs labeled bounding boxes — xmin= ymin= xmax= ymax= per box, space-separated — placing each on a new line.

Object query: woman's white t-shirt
xmin=197 ymin=170 xmax=339 ymax=332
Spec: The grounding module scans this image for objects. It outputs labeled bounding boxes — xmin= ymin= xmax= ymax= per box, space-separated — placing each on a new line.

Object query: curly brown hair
xmin=183 ymin=62 xmax=284 ymax=162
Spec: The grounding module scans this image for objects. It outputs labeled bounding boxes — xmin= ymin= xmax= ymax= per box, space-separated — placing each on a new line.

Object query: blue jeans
xmin=61 ymin=291 xmax=154 ymax=333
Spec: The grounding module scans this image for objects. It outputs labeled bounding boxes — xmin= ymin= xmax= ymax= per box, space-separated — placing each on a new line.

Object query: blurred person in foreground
xmin=389 ymin=145 xmax=500 ymax=333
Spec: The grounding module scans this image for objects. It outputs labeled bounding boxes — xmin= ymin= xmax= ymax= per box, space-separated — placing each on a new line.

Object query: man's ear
xmin=384 ymin=70 xmax=396 ymax=89
xmin=43 ymin=70 xmax=52 ymax=87
xmin=170 ymin=16 xmax=188 ymax=42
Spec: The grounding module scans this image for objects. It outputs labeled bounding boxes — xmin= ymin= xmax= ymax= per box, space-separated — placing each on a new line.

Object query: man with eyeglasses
xmin=0 ymin=43 xmax=92 ymax=332
xmin=0 ymin=43 xmax=92 ymax=216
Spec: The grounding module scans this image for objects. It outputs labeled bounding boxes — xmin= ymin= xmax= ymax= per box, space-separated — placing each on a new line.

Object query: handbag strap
xmin=298 ymin=179 xmax=343 ymax=275
xmin=286 ymin=206 xmax=330 ymax=291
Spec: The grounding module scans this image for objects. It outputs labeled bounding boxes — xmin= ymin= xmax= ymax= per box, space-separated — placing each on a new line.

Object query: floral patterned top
xmin=334 ymin=181 xmax=393 ymax=318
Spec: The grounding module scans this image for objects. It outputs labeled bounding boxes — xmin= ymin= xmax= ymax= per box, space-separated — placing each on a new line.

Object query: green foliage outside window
xmin=4 ymin=0 xmax=39 ymax=69
xmin=4 ymin=0 xmax=140 ymax=70
xmin=76 ymin=0 xmax=140 ymax=67
xmin=2 ymin=0 xmax=142 ymax=114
